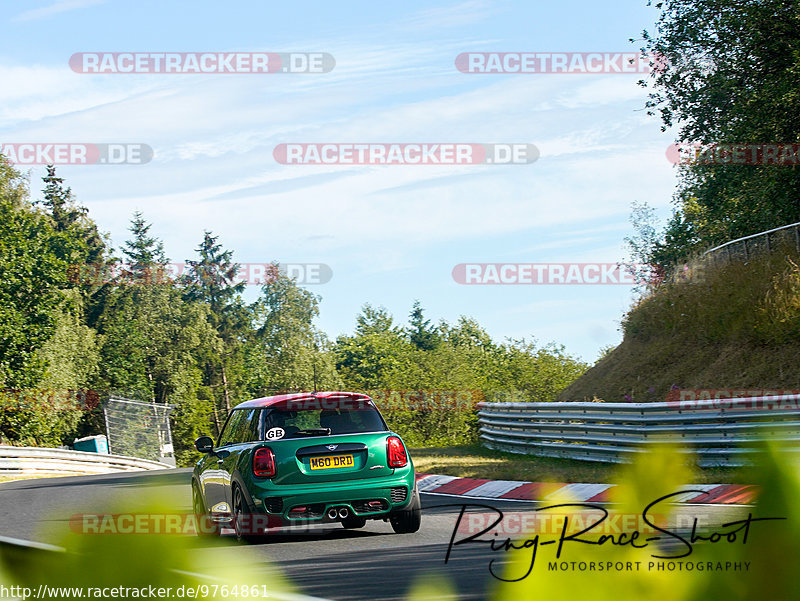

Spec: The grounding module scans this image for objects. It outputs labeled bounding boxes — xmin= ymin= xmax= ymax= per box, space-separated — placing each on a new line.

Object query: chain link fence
xmin=103 ymin=398 xmax=175 ymax=465
xmin=662 ymin=220 xmax=800 ymax=286
xmin=703 ymin=221 xmax=800 ymax=265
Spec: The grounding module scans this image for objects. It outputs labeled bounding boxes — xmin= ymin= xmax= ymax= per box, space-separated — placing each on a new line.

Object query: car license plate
xmin=309 ymin=454 xmax=355 ymax=470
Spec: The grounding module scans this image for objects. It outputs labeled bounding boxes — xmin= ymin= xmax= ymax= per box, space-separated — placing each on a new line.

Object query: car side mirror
xmin=195 ymin=436 xmax=214 ymax=454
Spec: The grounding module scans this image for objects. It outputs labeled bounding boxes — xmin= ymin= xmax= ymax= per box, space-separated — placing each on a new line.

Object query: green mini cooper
xmin=191 ymin=391 xmax=421 ymax=540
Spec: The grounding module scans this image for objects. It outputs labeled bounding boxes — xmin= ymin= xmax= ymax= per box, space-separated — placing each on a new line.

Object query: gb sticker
xmin=265 ymin=427 xmax=285 ymax=440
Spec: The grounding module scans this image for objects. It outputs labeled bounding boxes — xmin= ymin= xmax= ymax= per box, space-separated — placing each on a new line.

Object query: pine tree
xmin=183 ymin=232 xmax=246 ymax=316
xmin=40 ymin=165 xmax=106 ymax=266
xmin=120 ymin=212 xmax=168 ymax=285
xmin=39 ymin=167 xmax=109 ymax=328
xmin=408 ymin=300 xmax=439 ymax=351
xmin=182 ymin=232 xmax=249 ymax=425
xmin=41 ymin=165 xmax=79 ymax=232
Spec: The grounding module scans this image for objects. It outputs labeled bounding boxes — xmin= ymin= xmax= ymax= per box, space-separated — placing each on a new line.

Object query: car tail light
xmin=386 ymin=436 xmax=407 ymax=468
xmin=253 ymin=447 xmax=276 ymax=477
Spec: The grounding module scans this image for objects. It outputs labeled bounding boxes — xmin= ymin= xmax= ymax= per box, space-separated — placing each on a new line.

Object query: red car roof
xmin=234 ymin=391 xmax=371 ymax=409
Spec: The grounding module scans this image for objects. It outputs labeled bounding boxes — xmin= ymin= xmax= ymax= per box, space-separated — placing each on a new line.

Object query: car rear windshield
xmin=262 ymin=398 xmax=388 ymax=439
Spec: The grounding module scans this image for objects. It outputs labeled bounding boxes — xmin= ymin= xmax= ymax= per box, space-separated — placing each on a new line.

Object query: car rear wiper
xmin=294 ymin=428 xmax=332 ymax=436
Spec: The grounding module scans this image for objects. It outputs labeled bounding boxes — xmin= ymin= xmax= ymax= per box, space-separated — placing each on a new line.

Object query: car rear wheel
xmin=389 ymin=488 xmax=421 ymax=534
xmin=342 ymin=515 xmax=367 ymax=529
xmin=192 ymin=483 xmax=219 ymax=537
xmin=233 ymin=486 xmax=265 ymax=543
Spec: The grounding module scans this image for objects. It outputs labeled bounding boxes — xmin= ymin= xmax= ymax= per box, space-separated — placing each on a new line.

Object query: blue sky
xmin=1 ymin=0 xmax=680 ymax=362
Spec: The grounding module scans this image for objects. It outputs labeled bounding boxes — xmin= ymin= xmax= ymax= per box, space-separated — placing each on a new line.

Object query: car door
xmin=218 ymin=408 xmax=262 ymax=512
xmin=200 ymin=409 xmax=244 ymax=514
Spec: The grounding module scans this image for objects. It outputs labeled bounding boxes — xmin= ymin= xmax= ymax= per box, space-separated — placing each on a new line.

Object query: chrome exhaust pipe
xmin=326 ymin=508 xmax=338 ymax=520
xmin=337 ymin=508 xmax=349 ymax=519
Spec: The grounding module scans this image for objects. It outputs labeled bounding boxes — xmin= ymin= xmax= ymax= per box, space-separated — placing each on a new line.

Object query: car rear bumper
xmin=247 ymin=470 xmax=416 ymax=522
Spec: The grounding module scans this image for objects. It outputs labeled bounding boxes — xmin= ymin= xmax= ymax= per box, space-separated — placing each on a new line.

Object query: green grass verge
xmin=410 ymin=444 xmax=744 ymax=484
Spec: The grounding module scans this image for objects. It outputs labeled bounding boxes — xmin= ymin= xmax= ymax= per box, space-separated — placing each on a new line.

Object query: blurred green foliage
xmin=1 ymin=445 xmax=794 ymax=600
xmin=0 ymin=492 xmax=296 ymax=601
xmin=491 ymin=444 xmax=799 ymax=601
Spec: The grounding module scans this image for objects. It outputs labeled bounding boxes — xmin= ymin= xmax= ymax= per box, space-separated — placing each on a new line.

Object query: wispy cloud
xmin=13 ymin=0 xmax=104 ymax=23
xmin=0 ymin=13 xmax=675 ymax=360
xmin=401 ymin=0 xmax=498 ymax=31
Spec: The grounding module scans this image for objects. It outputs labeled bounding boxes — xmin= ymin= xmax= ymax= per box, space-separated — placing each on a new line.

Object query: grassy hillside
xmin=558 ymin=244 xmax=800 ymax=402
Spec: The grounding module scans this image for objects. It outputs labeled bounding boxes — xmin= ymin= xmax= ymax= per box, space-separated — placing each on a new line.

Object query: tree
xmin=41 ymin=166 xmax=80 ymax=233
xmin=182 ymin=232 xmax=249 ymax=428
xmin=335 ymin=304 xmax=410 ymax=388
xmin=0 ymin=161 xmax=68 ymax=387
xmin=0 ymin=161 xmax=105 ymax=445
xmin=39 ymin=166 xmax=109 ymax=327
xmin=495 ymin=339 xmax=589 ymax=402
xmin=407 ymin=300 xmax=439 ymax=351
xmin=440 ymin=316 xmax=495 ymax=350
xmin=0 ymin=158 xmax=28 ymax=208
xmin=246 ymin=272 xmax=341 ymax=394
xmin=355 ymin=304 xmax=400 ymax=337
xmin=638 ymin=0 xmax=800 ymax=266
xmin=182 ymin=232 xmax=246 ymax=312
xmin=624 ymin=201 xmax=665 ymax=290
xmin=29 ymin=288 xmax=101 ymax=446
xmin=120 ymin=211 xmax=167 ymax=283
xmin=95 ymin=213 xmax=219 ymax=465
xmin=43 ymin=166 xmax=106 ymax=261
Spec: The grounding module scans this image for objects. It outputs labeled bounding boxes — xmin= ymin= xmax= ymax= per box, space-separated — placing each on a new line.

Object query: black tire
xmin=390 ymin=488 xmax=421 ymax=534
xmin=342 ymin=515 xmax=367 ymax=529
xmin=192 ymin=483 xmax=219 ymax=537
xmin=232 ymin=486 xmax=265 ymax=543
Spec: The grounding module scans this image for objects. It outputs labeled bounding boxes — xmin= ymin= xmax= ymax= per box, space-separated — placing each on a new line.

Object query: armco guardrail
xmin=0 ymin=446 xmax=174 ymax=476
xmin=478 ymin=395 xmax=800 ymax=467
